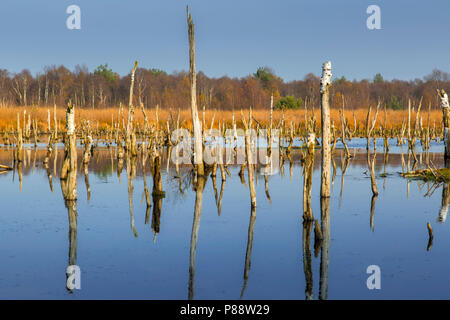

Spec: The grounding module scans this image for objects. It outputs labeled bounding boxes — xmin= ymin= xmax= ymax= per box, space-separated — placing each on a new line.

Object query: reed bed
xmin=0 ymin=105 xmax=443 ymax=132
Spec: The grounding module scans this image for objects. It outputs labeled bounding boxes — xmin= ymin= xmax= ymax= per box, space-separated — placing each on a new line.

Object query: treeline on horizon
xmin=1 ymin=64 xmax=449 ymax=111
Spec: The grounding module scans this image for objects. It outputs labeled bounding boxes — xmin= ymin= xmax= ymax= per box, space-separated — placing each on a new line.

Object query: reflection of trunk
xmin=383 ymin=152 xmax=389 ymax=190
xmin=64 ymin=197 xmax=78 ymax=293
xmin=240 ymin=205 xmax=256 ymax=299
xmin=288 ymin=154 xmax=293 ymax=181
xmin=217 ymin=179 xmax=226 ymax=216
xmin=84 ymin=163 xmax=90 ymax=202
xmin=427 ymin=223 xmax=434 ymax=251
xmin=17 ymin=162 xmax=23 ymax=191
xmin=303 ymin=147 xmax=314 ymax=221
xmin=438 ymin=183 xmax=450 ymax=223
xmin=367 ymin=152 xmax=378 ymax=196
xmin=126 ymin=156 xmax=138 ymax=237
xmin=45 ymin=162 xmax=54 ymax=192
xmin=189 ymin=176 xmax=206 ymax=300
xmin=212 ymin=175 xmax=218 ymax=207
xmin=319 ymin=197 xmax=330 ymax=300
xmin=151 ymin=196 xmax=163 ymax=238
xmin=264 ymin=173 xmax=271 ymax=204
xmin=302 ymin=220 xmax=314 ymax=300
xmin=60 ymin=143 xmax=78 ymax=293
xmin=339 ymin=156 xmax=349 ymax=200
xmin=143 ymin=157 xmax=152 ymax=225
xmin=117 ymin=156 xmax=124 ymax=180
xmin=370 ymin=195 xmax=377 ymax=232
xmin=331 ymin=155 xmax=336 ymax=189
xmin=151 ymin=156 xmax=165 ymax=239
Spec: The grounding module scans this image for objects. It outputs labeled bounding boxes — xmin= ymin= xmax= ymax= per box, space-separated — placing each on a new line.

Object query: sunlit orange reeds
xmin=0 ymin=105 xmax=443 ymax=132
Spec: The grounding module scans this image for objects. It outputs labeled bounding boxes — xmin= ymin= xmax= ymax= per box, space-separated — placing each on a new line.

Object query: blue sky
xmin=0 ymin=0 xmax=449 ymax=81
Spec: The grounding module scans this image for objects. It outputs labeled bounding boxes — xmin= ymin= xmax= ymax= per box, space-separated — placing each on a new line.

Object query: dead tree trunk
xmin=303 ymin=129 xmax=315 ymax=221
xmin=438 ymin=89 xmax=450 ymax=167
xmin=242 ymin=110 xmax=256 ymax=209
xmin=320 ymin=61 xmax=332 ymax=198
xmin=187 ymin=6 xmax=204 ymax=176
xmin=15 ymin=113 xmax=23 ymax=162
xmin=60 ymin=103 xmax=77 ymax=201
xmin=126 ymin=61 xmax=139 ymax=157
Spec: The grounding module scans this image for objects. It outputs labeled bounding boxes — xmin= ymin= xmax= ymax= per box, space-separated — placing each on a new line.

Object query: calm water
xmin=1 ymin=138 xmax=449 ymax=299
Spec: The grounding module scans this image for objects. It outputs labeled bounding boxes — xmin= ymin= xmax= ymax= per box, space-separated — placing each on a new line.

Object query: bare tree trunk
xmin=54 ymin=103 xmax=58 ymax=140
xmin=60 ymin=103 xmax=77 ymax=201
xmin=320 ymin=61 xmax=332 ymax=198
xmin=242 ymin=110 xmax=256 ymax=208
xmin=438 ymin=89 xmax=450 ymax=167
xmin=187 ymin=6 xmax=204 ymax=176
xmin=16 ymin=112 xmax=23 ymax=162
xmin=126 ymin=61 xmax=139 ymax=157
xmin=303 ymin=130 xmax=315 ymax=221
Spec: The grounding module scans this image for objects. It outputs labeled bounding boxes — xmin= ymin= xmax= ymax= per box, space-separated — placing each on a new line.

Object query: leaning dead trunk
xmin=368 ymin=152 xmax=378 ymax=196
xmin=320 ymin=61 xmax=332 ymax=198
xmin=187 ymin=6 xmax=204 ymax=176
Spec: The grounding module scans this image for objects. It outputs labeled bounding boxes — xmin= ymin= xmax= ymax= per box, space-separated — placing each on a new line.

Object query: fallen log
xmin=401 ymin=168 xmax=450 ymax=182
xmin=0 ymin=164 xmax=13 ymax=171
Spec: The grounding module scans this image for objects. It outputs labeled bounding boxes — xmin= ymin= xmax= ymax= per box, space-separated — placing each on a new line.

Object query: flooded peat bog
xmin=0 ymin=139 xmax=449 ymax=300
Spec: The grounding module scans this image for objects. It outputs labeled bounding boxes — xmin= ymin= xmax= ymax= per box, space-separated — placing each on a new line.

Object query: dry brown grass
xmin=0 ymin=105 xmax=443 ymax=133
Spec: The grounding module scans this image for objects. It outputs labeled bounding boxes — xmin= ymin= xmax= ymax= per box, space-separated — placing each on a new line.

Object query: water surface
xmin=0 ymin=138 xmax=449 ymax=299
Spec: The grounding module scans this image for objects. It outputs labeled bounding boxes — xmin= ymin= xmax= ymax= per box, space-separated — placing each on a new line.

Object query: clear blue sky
xmin=0 ymin=0 xmax=449 ymax=81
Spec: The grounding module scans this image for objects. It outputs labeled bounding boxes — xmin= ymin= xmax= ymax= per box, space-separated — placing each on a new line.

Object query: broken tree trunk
xmin=126 ymin=61 xmax=139 ymax=157
xmin=438 ymin=89 xmax=450 ymax=167
xmin=303 ymin=129 xmax=315 ymax=221
xmin=16 ymin=112 xmax=23 ymax=162
xmin=242 ymin=110 xmax=256 ymax=209
xmin=320 ymin=61 xmax=332 ymax=198
xmin=187 ymin=6 xmax=204 ymax=176
xmin=60 ymin=103 xmax=77 ymax=201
